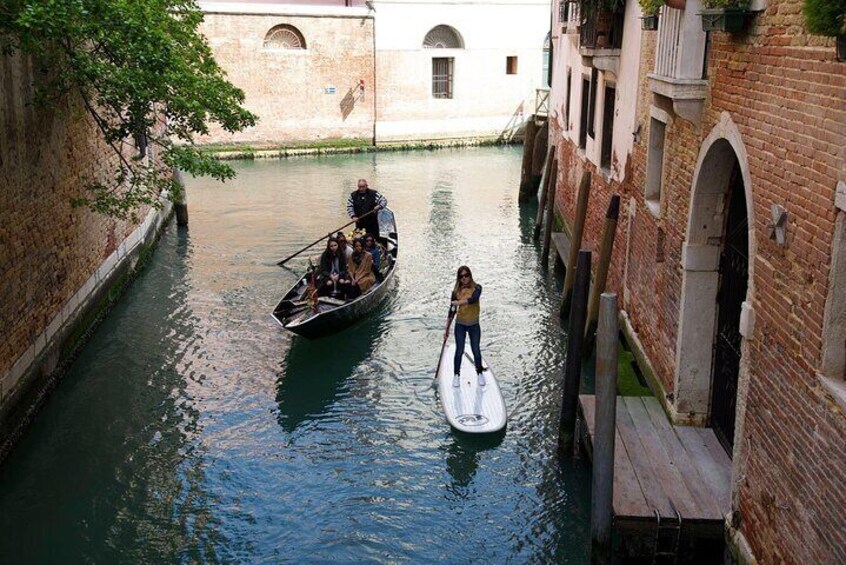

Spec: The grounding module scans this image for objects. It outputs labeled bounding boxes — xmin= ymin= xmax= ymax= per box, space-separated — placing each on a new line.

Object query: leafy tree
xmin=804 ymin=0 xmax=846 ymax=37
xmin=1 ymin=0 xmax=257 ymax=219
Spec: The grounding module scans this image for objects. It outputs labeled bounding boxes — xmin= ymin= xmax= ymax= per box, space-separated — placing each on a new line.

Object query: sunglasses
xmin=459 ymin=273 xmax=470 ymax=279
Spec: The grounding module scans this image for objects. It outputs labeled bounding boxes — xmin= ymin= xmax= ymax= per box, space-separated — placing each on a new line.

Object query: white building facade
xmin=197 ymin=0 xmax=550 ymax=146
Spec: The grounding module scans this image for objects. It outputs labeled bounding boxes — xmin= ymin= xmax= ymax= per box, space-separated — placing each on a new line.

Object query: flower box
xmin=700 ymin=7 xmax=750 ymax=33
xmin=641 ymin=14 xmax=660 ymax=30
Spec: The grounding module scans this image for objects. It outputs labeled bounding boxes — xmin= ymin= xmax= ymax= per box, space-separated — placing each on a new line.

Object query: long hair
xmin=453 ymin=265 xmax=475 ymax=294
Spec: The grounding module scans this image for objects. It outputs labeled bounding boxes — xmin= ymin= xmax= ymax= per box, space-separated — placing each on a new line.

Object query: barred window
xmin=264 ymin=25 xmax=306 ymax=50
xmin=432 ymin=57 xmax=454 ymax=99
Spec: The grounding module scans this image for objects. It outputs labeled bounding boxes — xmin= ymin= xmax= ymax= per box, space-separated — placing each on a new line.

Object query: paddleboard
xmin=437 ymin=344 xmax=507 ymax=433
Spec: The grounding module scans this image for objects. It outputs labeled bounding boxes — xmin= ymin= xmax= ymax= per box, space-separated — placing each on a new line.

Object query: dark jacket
xmin=347 ymin=188 xmax=388 ymax=218
xmin=318 ymin=250 xmax=348 ymax=279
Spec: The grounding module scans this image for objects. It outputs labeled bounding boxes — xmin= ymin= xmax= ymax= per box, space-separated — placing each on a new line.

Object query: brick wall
xmin=550 ymin=0 xmax=845 ymax=560
xmin=0 ymin=52 xmax=150 ymax=402
xmin=198 ymin=12 xmax=375 ymax=146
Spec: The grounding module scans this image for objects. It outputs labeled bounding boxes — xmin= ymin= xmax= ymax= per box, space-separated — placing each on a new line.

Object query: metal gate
xmin=710 ymin=165 xmax=748 ymax=454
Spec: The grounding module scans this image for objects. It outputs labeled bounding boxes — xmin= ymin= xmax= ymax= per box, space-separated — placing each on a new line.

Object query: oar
xmin=275 ymin=207 xmax=380 ymax=267
xmin=432 ymin=311 xmax=456 ymax=387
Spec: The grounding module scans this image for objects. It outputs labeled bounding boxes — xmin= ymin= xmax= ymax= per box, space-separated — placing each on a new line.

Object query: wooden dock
xmin=578 ymin=395 xmax=731 ymax=537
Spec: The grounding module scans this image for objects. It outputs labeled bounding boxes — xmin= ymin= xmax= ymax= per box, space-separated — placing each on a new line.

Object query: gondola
xmin=271 ymin=208 xmax=398 ymax=339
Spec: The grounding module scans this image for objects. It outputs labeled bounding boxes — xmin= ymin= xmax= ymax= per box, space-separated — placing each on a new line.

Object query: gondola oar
xmin=432 ymin=309 xmax=456 ymax=388
xmin=275 ymin=207 xmax=380 ymax=267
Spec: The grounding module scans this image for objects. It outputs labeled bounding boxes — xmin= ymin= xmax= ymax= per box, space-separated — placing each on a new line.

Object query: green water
xmin=0 ymin=147 xmax=591 ymax=563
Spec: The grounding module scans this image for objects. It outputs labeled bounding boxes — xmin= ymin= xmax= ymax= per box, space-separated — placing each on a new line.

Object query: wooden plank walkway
xmin=579 ymin=395 xmax=731 ymax=537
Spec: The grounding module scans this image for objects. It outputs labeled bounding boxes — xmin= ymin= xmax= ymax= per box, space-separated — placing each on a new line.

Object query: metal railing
xmin=579 ymin=1 xmax=625 ymax=49
xmin=535 ymin=88 xmax=550 ymax=116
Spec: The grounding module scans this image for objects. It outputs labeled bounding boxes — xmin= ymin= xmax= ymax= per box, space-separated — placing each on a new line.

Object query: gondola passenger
xmin=347 ymin=238 xmax=376 ymax=299
xmin=364 ymin=234 xmax=383 ymax=282
xmin=317 ymin=237 xmax=352 ymax=298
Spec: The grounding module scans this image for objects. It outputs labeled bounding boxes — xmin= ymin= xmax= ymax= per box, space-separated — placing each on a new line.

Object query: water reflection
xmin=0 ymin=147 xmax=592 ymax=563
xmin=276 ymin=317 xmax=385 ymax=432
xmin=444 ymin=429 xmax=505 ymax=495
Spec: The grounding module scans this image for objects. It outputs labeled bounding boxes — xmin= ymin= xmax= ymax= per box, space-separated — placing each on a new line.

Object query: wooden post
xmin=533 ymin=145 xmax=556 ymax=241
xmin=527 ymin=120 xmax=549 ymax=201
xmin=173 ymin=169 xmax=189 ymax=227
xmin=560 ymin=171 xmax=592 ymax=317
xmin=591 ymin=292 xmax=618 ymax=563
xmin=584 ymin=195 xmax=620 ymax=354
xmin=518 ymin=116 xmax=539 ymax=202
xmin=541 ymin=158 xmax=559 ymax=268
xmin=559 ymin=250 xmax=591 ymax=453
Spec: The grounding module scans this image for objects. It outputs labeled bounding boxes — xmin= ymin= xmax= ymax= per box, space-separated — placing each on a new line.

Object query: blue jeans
xmin=454 ymin=322 xmax=483 ymax=375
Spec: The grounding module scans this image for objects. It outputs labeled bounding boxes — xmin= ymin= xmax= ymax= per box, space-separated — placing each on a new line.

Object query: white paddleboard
xmin=437 ymin=344 xmax=507 ymax=433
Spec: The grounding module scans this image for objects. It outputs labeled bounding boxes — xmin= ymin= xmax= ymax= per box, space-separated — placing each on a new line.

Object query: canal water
xmin=0 ymin=147 xmax=591 ymax=563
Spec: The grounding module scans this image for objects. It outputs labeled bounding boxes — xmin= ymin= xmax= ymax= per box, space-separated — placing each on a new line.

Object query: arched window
xmin=422 ymin=25 xmax=464 ymax=49
xmin=264 ymin=25 xmax=306 ymax=50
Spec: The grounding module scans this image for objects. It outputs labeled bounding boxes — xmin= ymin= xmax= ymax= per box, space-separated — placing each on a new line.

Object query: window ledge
xmin=819 ymin=374 xmax=846 ymax=413
xmin=645 ymin=199 xmax=662 ymax=218
xmin=580 ymin=48 xmax=620 ymax=75
xmin=647 ymin=74 xmax=708 ymax=126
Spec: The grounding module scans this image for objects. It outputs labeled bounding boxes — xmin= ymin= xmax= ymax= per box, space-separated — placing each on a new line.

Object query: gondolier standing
xmin=347 ymin=179 xmax=387 ymax=239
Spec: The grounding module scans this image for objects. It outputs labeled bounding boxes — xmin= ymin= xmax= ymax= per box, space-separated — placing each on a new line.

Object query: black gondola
xmin=271 ymin=208 xmax=398 ymax=339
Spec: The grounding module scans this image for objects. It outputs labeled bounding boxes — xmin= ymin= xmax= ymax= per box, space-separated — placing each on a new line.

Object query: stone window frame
xmin=645 ymin=105 xmax=672 ymax=218
xmin=263 ymin=24 xmax=307 ymax=51
xmin=820 ymin=190 xmax=846 ymax=411
xmin=599 ymin=81 xmax=616 ymax=172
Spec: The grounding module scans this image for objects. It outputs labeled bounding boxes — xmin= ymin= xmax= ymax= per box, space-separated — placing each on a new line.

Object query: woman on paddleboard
xmin=447 ymin=266 xmax=485 ymax=388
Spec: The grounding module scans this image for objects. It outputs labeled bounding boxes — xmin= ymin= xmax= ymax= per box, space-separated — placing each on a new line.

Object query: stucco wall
xmin=374 ymin=0 xmax=549 ymax=142
xmin=198 ymin=3 xmax=376 ymax=146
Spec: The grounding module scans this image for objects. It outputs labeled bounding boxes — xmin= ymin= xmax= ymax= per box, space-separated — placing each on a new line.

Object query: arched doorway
xmin=673 ymin=115 xmax=755 ymax=459
xmin=710 ymin=163 xmax=748 ymax=452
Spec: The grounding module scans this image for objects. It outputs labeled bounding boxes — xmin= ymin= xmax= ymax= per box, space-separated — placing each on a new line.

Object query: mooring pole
xmin=559 ymin=171 xmax=591 ymax=317
xmin=584 ymin=195 xmax=620 ymax=354
xmin=533 ymin=145 xmax=556 ymax=241
xmin=559 ymin=250 xmax=591 ymax=453
xmin=518 ymin=116 xmax=539 ymax=203
xmin=541 ymin=158 xmax=559 ymax=269
xmin=173 ymin=169 xmax=189 ymax=227
xmin=528 ymin=120 xmax=549 ymax=201
xmin=591 ymin=292 xmax=618 ymax=564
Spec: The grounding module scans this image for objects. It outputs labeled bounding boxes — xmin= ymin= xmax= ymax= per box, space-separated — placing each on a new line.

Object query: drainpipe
xmin=369 ymin=2 xmax=377 ymax=146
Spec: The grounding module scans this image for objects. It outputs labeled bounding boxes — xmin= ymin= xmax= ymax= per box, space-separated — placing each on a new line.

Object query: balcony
xmin=560 ymin=1 xmax=581 ymax=34
xmin=579 ymin=1 xmax=625 ymax=74
xmin=647 ymin=4 xmax=708 ymax=125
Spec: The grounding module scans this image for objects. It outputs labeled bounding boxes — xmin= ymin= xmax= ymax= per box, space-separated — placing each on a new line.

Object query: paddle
xmin=432 ymin=310 xmax=456 ymax=387
xmin=275 ymin=207 xmax=380 ymax=267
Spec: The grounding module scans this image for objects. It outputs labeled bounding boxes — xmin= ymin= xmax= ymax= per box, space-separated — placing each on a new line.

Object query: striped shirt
xmin=347 ymin=189 xmax=387 ymax=218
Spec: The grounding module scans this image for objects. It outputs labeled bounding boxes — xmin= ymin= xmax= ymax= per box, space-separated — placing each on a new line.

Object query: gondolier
xmin=347 ymin=179 xmax=387 ymax=238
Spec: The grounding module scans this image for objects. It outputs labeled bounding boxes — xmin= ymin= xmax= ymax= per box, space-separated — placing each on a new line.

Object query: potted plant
xmin=639 ymin=0 xmax=663 ymax=30
xmin=803 ymin=0 xmax=846 ymax=61
xmin=700 ymin=0 xmax=752 ymax=33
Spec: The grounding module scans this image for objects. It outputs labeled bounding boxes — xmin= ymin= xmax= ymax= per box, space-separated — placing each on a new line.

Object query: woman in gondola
xmin=448 ymin=266 xmax=485 ymax=387
xmin=317 ymin=236 xmax=352 ymax=298
xmin=346 ymin=237 xmax=376 ymax=299
xmin=364 ymin=234 xmax=383 ymax=282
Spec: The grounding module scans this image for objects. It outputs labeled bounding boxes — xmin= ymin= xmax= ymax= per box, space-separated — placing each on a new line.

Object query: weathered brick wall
xmin=711 ymin=1 xmax=845 ymax=561
xmin=0 ymin=52 xmax=149 ymax=392
xmin=550 ymin=0 xmax=845 ymax=561
xmin=198 ymin=12 xmax=375 ymax=146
